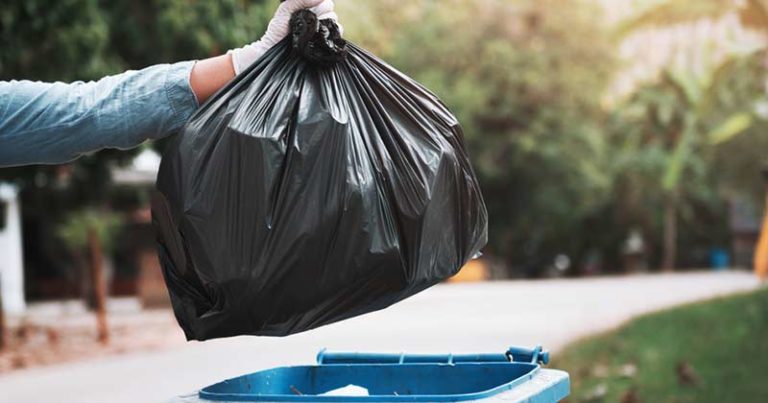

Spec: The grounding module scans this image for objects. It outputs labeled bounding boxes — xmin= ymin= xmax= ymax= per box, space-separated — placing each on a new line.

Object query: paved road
xmin=0 ymin=271 xmax=760 ymax=403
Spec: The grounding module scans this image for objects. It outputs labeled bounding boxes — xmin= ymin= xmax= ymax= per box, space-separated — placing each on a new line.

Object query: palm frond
xmin=709 ymin=113 xmax=754 ymax=144
xmin=616 ymin=0 xmax=736 ymax=37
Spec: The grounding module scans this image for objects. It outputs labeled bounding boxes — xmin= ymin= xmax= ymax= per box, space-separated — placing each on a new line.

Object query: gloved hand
xmin=228 ymin=0 xmax=343 ymax=75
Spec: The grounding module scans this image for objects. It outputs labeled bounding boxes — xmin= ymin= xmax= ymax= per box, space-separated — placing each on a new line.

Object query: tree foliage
xmin=609 ymin=0 xmax=768 ymax=269
xmin=605 ymin=50 xmax=766 ymax=269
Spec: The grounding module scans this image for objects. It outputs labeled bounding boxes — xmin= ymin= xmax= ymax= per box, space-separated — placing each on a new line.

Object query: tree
xmin=606 ymin=49 xmax=766 ymax=269
xmin=614 ymin=0 xmax=768 ymax=269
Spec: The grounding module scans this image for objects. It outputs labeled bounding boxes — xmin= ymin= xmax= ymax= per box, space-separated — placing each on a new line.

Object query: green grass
xmin=552 ymin=286 xmax=768 ymax=403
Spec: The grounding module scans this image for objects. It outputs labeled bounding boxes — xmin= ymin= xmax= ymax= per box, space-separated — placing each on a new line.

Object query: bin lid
xmin=199 ymin=346 xmax=553 ymax=402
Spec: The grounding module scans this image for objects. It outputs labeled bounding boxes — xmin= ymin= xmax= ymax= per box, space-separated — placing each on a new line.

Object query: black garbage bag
xmin=152 ymin=13 xmax=487 ymax=341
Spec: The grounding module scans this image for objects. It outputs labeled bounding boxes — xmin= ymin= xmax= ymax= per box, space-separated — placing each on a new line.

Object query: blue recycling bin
xmin=173 ymin=346 xmax=570 ymax=402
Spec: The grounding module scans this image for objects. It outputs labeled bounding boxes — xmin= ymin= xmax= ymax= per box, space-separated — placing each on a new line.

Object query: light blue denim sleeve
xmin=0 ymin=61 xmax=199 ymax=167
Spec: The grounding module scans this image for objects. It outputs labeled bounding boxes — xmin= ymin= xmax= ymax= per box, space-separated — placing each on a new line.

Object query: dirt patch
xmin=0 ymin=300 xmax=185 ymax=373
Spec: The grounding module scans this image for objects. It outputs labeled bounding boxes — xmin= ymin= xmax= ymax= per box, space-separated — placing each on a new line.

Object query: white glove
xmin=228 ymin=0 xmax=343 ymax=75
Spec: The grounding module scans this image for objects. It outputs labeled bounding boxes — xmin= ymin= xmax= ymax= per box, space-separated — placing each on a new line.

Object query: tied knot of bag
xmin=290 ymin=9 xmax=347 ymax=67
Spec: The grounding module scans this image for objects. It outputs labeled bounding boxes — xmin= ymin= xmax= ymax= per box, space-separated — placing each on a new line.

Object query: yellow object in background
xmin=449 ymin=259 xmax=489 ymax=283
xmin=755 ymin=201 xmax=768 ymax=280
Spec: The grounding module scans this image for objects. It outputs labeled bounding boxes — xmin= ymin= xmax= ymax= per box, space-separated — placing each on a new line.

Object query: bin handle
xmin=506 ymin=346 xmax=550 ymax=365
xmin=316 ymin=346 xmax=549 ymax=365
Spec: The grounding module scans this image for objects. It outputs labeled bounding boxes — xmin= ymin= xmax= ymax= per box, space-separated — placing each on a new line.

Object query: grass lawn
xmin=552 ymin=286 xmax=768 ymax=403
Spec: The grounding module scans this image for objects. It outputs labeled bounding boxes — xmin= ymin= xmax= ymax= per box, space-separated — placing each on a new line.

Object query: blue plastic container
xmin=174 ymin=346 xmax=569 ymax=403
xmin=709 ymin=248 xmax=730 ymax=270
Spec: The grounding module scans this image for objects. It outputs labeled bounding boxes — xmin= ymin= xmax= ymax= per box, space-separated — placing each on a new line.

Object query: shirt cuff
xmin=164 ymin=60 xmax=200 ymax=132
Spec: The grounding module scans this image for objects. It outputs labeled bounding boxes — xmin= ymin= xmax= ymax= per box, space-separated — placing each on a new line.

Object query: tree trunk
xmin=88 ymin=227 xmax=109 ymax=344
xmin=661 ymin=196 xmax=677 ymax=271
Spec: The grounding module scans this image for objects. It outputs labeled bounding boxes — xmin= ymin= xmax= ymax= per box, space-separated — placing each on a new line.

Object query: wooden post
xmin=88 ymin=226 xmax=109 ymax=344
xmin=661 ymin=195 xmax=677 ymax=272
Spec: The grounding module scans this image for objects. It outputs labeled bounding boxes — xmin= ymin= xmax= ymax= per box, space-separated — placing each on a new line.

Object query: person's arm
xmin=0 ymin=0 xmax=339 ymax=168
xmin=0 ymin=61 xmax=199 ymax=167
xmin=190 ymin=55 xmax=237 ymax=104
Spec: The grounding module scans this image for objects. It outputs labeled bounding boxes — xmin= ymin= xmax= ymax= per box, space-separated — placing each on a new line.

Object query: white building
xmin=0 ymin=182 xmax=25 ymax=314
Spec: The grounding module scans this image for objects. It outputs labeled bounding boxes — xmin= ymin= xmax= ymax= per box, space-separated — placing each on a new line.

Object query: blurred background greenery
xmin=0 ymin=0 xmax=766 ymax=301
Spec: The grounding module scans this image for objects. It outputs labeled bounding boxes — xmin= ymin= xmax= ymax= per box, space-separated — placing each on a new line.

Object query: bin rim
xmin=199 ymin=362 xmax=540 ymax=402
xmin=199 ymin=346 xmax=549 ymax=402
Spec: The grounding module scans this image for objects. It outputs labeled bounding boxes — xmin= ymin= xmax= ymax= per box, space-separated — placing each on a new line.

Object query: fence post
xmin=88 ymin=227 xmax=109 ymax=344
